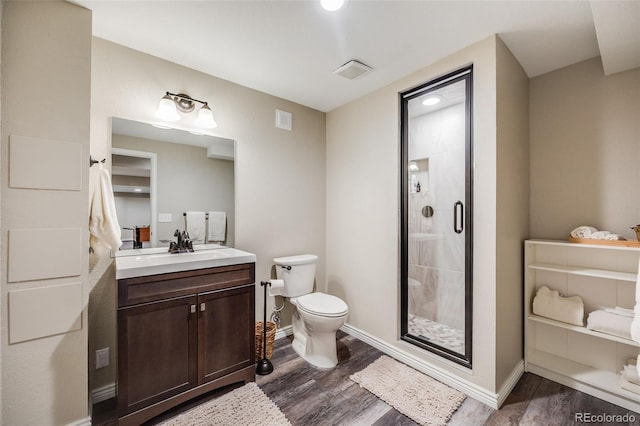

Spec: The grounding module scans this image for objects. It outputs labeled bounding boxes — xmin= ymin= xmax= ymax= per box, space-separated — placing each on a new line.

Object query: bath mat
xmin=350 ymin=355 xmax=465 ymax=426
xmin=158 ymin=382 xmax=291 ymax=426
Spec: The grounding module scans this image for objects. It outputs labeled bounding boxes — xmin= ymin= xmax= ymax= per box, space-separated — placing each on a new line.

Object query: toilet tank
xmin=273 ymin=254 xmax=318 ymax=297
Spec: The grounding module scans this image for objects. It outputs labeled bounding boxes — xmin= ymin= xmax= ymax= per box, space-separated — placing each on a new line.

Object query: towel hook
xmin=90 ymin=156 xmax=106 ymax=167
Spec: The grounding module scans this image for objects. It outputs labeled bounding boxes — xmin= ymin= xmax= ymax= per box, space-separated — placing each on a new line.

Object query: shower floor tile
xmin=408 ymin=314 xmax=465 ymax=354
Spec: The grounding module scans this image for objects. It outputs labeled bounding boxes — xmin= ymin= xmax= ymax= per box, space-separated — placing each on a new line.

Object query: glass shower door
xmin=400 ymin=66 xmax=473 ymax=367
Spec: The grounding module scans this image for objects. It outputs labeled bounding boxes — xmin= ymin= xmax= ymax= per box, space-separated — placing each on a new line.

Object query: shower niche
xmin=400 ymin=66 xmax=473 ymax=368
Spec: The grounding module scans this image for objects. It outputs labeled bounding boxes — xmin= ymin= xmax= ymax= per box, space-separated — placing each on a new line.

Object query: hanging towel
xmin=208 ymin=211 xmax=226 ymax=243
xmin=89 ymin=163 xmax=122 ymax=256
xmin=532 ymin=285 xmax=584 ymax=326
xmin=570 ymin=226 xmax=598 ymax=239
xmin=587 ymin=310 xmax=633 ymax=339
xmin=185 ymin=211 xmax=206 ymax=244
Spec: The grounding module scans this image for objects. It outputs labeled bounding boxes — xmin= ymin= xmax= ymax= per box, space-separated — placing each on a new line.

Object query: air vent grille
xmin=333 ymin=60 xmax=373 ymax=80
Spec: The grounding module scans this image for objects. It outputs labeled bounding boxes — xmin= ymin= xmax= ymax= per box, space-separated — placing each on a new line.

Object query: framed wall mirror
xmin=111 ymin=117 xmax=235 ymax=252
xmin=400 ymin=66 xmax=473 ymax=368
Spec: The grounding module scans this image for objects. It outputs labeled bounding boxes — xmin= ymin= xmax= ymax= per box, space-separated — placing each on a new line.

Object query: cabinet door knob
xmin=190 ymin=304 xmax=196 ymax=314
xmin=200 ymin=302 xmax=206 ymax=311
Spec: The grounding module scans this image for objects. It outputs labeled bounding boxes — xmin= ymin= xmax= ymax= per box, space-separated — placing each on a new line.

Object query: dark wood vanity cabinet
xmin=117 ymin=263 xmax=256 ymax=426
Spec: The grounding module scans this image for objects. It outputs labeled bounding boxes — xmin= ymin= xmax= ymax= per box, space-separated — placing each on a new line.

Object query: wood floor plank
xmin=483 ymin=372 xmax=542 ymax=426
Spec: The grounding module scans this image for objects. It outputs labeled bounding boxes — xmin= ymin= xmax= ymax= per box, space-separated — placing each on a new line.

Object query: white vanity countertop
xmin=115 ymin=247 xmax=256 ymax=280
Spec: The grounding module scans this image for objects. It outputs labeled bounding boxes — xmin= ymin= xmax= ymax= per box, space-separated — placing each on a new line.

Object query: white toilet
xmin=273 ymin=254 xmax=348 ymax=368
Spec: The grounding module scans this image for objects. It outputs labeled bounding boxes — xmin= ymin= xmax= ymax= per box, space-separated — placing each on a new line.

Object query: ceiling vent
xmin=333 ymin=60 xmax=373 ymax=80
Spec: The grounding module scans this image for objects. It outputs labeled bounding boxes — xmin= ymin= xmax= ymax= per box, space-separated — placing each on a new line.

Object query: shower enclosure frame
xmin=399 ymin=65 xmax=473 ymax=368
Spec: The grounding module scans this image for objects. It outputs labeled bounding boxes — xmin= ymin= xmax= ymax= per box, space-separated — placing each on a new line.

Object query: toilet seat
xmin=295 ymin=293 xmax=348 ymax=318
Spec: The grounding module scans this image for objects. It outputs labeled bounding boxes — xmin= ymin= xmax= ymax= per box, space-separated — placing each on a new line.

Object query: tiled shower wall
xmin=408 ymin=103 xmax=466 ymax=331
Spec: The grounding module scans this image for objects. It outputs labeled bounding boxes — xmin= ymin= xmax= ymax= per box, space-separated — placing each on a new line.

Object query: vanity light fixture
xmin=156 ymin=92 xmax=217 ymax=129
xmin=321 ymin=0 xmax=344 ymax=11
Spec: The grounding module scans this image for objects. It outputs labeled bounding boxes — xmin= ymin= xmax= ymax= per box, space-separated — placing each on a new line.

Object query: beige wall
xmin=326 ymin=35 xmax=528 ymax=398
xmin=530 ymin=57 xmax=640 ymax=240
xmin=327 ymin=37 xmax=496 ymax=389
xmin=495 ymin=37 xmax=530 ymax=388
xmin=89 ymin=38 xmax=326 ymax=392
xmin=0 ymin=0 xmax=4 ymax=416
xmin=1 ymin=1 xmax=91 ymax=424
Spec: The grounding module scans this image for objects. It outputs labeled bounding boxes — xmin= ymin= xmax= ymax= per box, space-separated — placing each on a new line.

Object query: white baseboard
xmin=66 ymin=416 xmax=92 ymax=426
xmin=497 ymin=360 xmax=525 ymax=408
xmin=340 ymin=323 xmax=522 ymax=409
xmin=275 ymin=325 xmax=292 ymax=340
xmin=91 ymin=382 xmax=116 ymax=404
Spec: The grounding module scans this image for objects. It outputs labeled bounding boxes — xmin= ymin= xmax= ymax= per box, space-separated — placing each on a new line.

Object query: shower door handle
xmin=454 ymin=201 xmax=464 ymax=234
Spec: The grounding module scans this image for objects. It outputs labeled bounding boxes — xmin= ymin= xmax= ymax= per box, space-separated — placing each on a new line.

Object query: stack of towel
xmin=621 ymin=359 xmax=640 ymax=394
xmin=532 ymin=286 xmax=584 ymax=326
xmin=570 ymin=226 xmax=623 ymax=241
xmin=587 ymin=307 xmax=634 ymax=339
xmin=631 ymin=257 xmax=640 ymax=377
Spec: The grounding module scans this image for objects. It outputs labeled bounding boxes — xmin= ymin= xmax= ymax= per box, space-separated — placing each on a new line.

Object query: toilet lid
xmin=296 ymin=293 xmax=348 ymax=317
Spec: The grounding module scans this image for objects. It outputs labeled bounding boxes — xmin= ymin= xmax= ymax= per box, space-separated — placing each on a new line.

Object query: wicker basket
xmin=255 ymin=321 xmax=276 ymax=360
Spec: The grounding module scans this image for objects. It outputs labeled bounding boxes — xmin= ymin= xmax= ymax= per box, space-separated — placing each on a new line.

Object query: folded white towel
xmin=590 ymin=230 xmax=611 ymax=240
xmin=631 ymin=257 xmax=640 ymax=346
xmin=604 ymin=306 xmax=635 ymax=318
xmin=570 ymin=226 xmax=598 ymax=239
xmin=532 ymin=286 xmax=584 ymax=326
xmin=185 ymin=211 xmax=206 ymax=243
xmin=605 ymin=233 xmax=624 ymax=240
xmin=587 ymin=309 xmax=633 ymax=339
xmin=620 ymin=376 xmax=640 ymax=395
xmin=622 ymin=365 xmax=640 ymax=385
xmin=208 ymin=211 xmax=226 ymax=243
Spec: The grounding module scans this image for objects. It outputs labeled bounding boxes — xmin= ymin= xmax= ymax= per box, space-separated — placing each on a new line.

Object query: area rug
xmin=158 ymin=382 xmax=291 ymax=426
xmin=350 ymin=355 xmax=465 ymax=426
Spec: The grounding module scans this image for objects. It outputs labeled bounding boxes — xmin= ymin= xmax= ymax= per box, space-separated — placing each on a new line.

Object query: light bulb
xmin=321 ymin=0 xmax=344 ymax=11
xmin=422 ymin=96 xmax=441 ymax=106
xmin=196 ymin=104 xmax=217 ymax=128
xmin=156 ymin=94 xmax=180 ymax=121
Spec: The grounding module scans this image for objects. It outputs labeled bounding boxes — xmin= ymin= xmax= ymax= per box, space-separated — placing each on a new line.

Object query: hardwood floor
xmin=93 ymin=331 xmax=640 ymax=425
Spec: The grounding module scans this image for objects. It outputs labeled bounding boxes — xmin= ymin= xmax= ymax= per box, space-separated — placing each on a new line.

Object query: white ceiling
xmin=73 ymin=0 xmax=639 ymax=112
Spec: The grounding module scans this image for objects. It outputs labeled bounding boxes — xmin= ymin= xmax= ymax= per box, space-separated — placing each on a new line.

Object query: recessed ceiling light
xmin=134 ymin=188 xmax=142 ymax=192
xmin=321 ymin=0 xmax=344 ymax=11
xmin=422 ymin=96 xmax=441 ymax=106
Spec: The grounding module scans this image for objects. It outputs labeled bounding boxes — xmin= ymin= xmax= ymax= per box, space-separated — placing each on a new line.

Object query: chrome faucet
xmin=169 ymin=229 xmax=194 ymax=253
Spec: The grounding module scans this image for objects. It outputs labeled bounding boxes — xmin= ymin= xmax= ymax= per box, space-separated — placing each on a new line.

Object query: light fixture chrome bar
xmin=165 ymin=92 xmax=209 ymax=107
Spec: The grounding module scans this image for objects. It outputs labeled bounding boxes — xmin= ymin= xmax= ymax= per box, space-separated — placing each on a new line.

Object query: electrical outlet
xmin=96 ymin=347 xmax=110 ymax=369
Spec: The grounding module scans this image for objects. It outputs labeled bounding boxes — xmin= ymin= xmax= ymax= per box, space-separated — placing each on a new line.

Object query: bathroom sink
xmin=115 ymin=247 xmax=256 ymax=279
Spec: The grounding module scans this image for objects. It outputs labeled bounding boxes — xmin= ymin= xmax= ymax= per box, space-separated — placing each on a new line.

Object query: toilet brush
xmin=256 ymin=281 xmax=274 ymax=375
